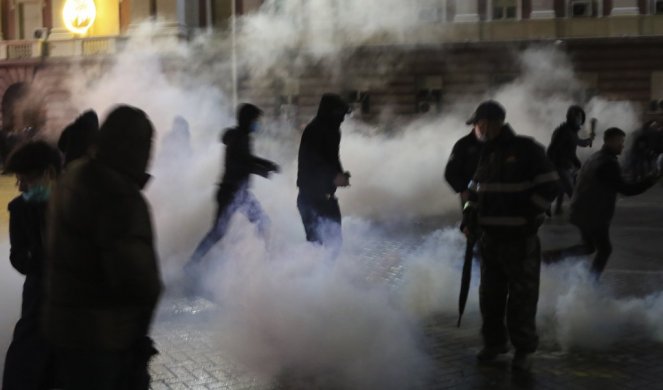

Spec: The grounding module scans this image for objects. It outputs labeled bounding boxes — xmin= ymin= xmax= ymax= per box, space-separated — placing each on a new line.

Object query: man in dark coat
xmin=463 ymin=101 xmax=559 ymax=371
xmin=625 ymin=120 xmax=663 ymax=180
xmin=2 ymin=141 xmax=61 ymax=390
xmin=445 ymin=124 xmax=485 ymax=207
xmin=570 ymin=127 xmax=658 ymax=279
xmin=186 ymin=104 xmax=279 ymax=270
xmin=44 ymin=105 xmax=162 ymax=390
xmin=296 ymin=93 xmax=351 ymax=252
xmin=546 ymin=105 xmax=594 ymax=215
xmin=57 ymin=110 xmax=99 ymax=167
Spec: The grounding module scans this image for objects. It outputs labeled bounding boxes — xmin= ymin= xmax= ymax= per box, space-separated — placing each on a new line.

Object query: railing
xmin=0 ymin=41 xmax=43 ymax=60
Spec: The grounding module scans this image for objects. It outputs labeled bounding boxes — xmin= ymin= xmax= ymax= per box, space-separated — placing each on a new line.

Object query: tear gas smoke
xmin=0 ymin=8 xmax=658 ymax=386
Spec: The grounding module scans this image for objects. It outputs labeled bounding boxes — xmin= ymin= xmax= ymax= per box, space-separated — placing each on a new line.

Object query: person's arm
xmin=577 ymin=136 xmax=593 ymax=148
xmin=444 ymin=140 xmax=469 ymax=194
xmin=528 ymin=144 xmax=560 ymax=215
xmin=597 ymin=159 xmax=656 ymax=196
xmin=8 ymin=200 xmax=30 ymax=275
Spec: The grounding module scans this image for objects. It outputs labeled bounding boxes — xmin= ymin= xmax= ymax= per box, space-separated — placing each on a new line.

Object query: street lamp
xmin=63 ymin=0 xmax=97 ymax=35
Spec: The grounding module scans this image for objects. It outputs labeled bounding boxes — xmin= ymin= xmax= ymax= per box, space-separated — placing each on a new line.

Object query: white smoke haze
xmin=0 ymin=11 xmax=659 ymax=387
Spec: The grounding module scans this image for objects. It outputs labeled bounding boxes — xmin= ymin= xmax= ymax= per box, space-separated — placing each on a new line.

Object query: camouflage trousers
xmin=479 ymin=233 xmax=541 ymax=353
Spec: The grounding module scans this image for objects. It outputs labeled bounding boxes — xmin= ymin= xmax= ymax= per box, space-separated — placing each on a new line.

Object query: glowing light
xmin=63 ymin=0 xmax=97 ymax=35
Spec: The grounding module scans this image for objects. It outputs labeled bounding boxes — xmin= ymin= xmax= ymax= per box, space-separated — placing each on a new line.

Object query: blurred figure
xmin=158 ymin=115 xmax=193 ymax=166
xmin=184 ymin=104 xmax=279 ymax=281
xmin=570 ymin=127 xmax=659 ymax=279
xmin=546 ymin=105 xmax=595 ymax=215
xmin=45 ymin=105 xmax=162 ymax=390
xmin=296 ymin=93 xmax=351 ymax=254
xmin=445 ymin=120 xmax=486 ymax=208
xmin=462 ymin=101 xmax=558 ymax=371
xmin=57 ymin=110 xmax=99 ymax=167
xmin=624 ymin=120 xmax=663 ymax=181
xmin=2 ymin=141 xmax=61 ymax=390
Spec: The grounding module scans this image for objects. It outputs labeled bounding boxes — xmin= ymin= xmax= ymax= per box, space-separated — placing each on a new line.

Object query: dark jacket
xmin=8 ymin=196 xmax=47 ymax=318
xmin=570 ymin=147 xmax=656 ymax=228
xmin=57 ymin=110 xmax=99 ymax=167
xmin=468 ymin=125 xmax=559 ymax=238
xmin=297 ymin=94 xmax=348 ymax=195
xmin=445 ymin=130 xmax=484 ymax=193
xmin=220 ymin=128 xmax=276 ymax=188
xmin=44 ymin=106 xmax=162 ymax=351
xmin=547 ymin=122 xmax=592 ymax=170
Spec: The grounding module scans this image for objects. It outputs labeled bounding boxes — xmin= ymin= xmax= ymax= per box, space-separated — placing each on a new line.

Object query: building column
xmin=530 ymin=0 xmax=555 ymax=19
xmin=454 ymin=0 xmax=480 ymax=22
xmin=611 ymin=0 xmax=640 ymax=15
xmin=48 ymin=0 xmax=72 ymax=39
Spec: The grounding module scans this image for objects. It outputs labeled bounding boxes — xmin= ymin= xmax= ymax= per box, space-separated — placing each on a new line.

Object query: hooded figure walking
xmin=185 ymin=104 xmax=279 ymax=280
xmin=2 ymin=141 xmax=61 ymax=390
xmin=546 ymin=105 xmax=595 ymax=215
xmin=45 ymin=105 xmax=162 ymax=390
xmin=296 ymin=93 xmax=351 ymax=255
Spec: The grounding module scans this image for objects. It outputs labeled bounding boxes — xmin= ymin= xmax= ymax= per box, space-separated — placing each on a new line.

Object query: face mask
xmin=22 ymin=185 xmax=50 ymax=202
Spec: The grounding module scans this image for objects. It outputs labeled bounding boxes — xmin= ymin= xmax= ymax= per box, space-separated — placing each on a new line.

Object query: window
xmin=492 ymin=0 xmax=518 ymax=20
xmin=15 ymin=0 xmax=44 ymax=39
xmin=569 ymin=0 xmax=600 ymax=18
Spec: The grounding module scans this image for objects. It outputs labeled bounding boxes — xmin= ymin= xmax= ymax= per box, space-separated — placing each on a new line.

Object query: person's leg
xmin=241 ymin=191 xmax=270 ymax=240
xmin=188 ymin=189 xmax=237 ymax=265
xmin=505 ymin=235 xmax=541 ymax=356
xmin=589 ymin=225 xmax=612 ymax=278
xmin=478 ymin=236 xmax=509 ymax=354
xmin=297 ymin=193 xmax=321 ymax=244
xmin=318 ymin=197 xmax=342 ymax=255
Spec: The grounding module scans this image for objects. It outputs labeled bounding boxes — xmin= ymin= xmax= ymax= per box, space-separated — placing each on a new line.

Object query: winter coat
xmin=297 ymin=94 xmax=348 ymax=195
xmin=468 ymin=125 xmax=559 ymax=238
xmin=8 ymin=196 xmax=47 ymax=319
xmin=44 ymin=106 xmax=162 ymax=351
xmin=570 ymin=147 xmax=656 ymax=229
xmin=445 ymin=130 xmax=484 ymax=193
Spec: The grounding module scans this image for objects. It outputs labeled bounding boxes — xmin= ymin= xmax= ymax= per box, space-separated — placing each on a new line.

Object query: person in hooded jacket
xmin=546 ymin=105 xmax=595 ymax=215
xmin=185 ymin=104 xmax=279 ymax=270
xmin=2 ymin=141 xmax=61 ymax=390
xmin=44 ymin=105 xmax=162 ymax=390
xmin=57 ymin=110 xmax=99 ymax=167
xmin=297 ymin=93 xmax=351 ymax=252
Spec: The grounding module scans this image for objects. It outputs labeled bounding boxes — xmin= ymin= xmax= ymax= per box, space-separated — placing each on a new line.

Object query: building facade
xmin=0 ymin=0 xmax=661 ymax=146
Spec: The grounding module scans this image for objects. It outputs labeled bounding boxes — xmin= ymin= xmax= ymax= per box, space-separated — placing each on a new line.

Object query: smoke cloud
xmin=0 ymin=4 xmax=658 ymax=386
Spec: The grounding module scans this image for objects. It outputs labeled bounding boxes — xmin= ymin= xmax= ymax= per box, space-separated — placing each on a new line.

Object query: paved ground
xmin=1 ymin=175 xmax=660 ymax=389
xmin=148 ymin=185 xmax=663 ymax=390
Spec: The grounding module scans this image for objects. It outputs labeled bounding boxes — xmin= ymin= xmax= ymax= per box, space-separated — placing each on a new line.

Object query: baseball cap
xmin=466 ymin=100 xmax=506 ymax=125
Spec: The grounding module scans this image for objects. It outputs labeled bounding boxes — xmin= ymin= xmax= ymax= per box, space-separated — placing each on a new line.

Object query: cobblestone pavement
xmin=148 ymin=187 xmax=663 ymax=389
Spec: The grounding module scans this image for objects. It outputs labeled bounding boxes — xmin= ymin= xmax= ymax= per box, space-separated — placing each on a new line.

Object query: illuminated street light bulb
xmin=63 ymin=0 xmax=97 ymax=35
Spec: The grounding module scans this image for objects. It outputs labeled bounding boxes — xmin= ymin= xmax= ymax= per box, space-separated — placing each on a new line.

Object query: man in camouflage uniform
xmin=463 ymin=101 xmax=559 ymax=370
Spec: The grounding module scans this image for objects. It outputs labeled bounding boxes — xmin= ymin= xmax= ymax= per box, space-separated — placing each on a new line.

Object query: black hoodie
xmin=220 ymin=103 xmax=276 ymax=188
xmin=297 ymin=94 xmax=349 ymax=195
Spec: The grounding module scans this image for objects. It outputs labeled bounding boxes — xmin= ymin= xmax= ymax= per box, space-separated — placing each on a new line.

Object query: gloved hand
xmin=460 ymin=202 xmax=479 ymax=241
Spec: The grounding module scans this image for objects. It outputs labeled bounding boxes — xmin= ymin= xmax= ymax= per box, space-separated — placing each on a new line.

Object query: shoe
xmin=511 ymin=351 xmax=533 ymax=371
xmin=477 ymin=345 xmax=509 ymax=362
